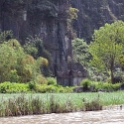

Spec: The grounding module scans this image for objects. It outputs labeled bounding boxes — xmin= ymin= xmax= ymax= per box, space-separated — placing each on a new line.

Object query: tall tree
xmin=89 ymin=20 xmax=124 ymax=83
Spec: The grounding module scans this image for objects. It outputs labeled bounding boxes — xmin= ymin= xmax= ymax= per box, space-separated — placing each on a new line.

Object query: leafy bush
xmin=80 ymin=79 xmax=91 ymax=91
xmin=8 ymin=69 xmax=19 ymax=82
xmin=34 ymin=84 xmax=73 ymax=93
xmin=0 ymin=82 xmax=29 ymax=93
xmin=94 ymin=82 xmax=121 ymax=92
xmin=0 ymin=81 xmax=74 ymax=93
xmin=80 ymin=79 xmax=121 ymax=92
xmin=46 ymin=77 xmax=57 ymax=85
xmin=34 ymin=84 xmax=56 ymax=93
xmin=34 ymin=74 xmax=47 ymax=84
xmin=28 ymin=81 xmax=36 ymax=91
xmin=24 ymin=35 xmax=51 ymax=61
xmin=0 ymin=30 xmax=13 ymax=43
xmin=0 ymin=38 xmax=48 ymax=83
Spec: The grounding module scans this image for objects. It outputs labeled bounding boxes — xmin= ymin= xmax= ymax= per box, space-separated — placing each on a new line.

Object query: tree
xmin=0 ymin=38 xmax=48 ymax=83
xmin=89 ymin=21 xmax=124 ymax=83
xmin=72 ymin=38 xmax=91 ymax=67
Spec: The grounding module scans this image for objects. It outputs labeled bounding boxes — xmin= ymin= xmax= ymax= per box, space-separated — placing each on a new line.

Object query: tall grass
xmin=0 ymin=91 xmax=124 ymax=117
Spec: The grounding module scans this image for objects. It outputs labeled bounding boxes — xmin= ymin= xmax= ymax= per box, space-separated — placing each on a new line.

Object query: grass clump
xmin=83 ymin=95 xmax=103 ymax=111
xmin=84 ymin=100 xmax=103 ymax=111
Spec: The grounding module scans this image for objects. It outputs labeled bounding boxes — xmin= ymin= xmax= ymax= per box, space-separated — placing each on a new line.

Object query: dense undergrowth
xmin=0 ymin=78 xmax=122 ymax=94
xmin=0 ymin=81 xmax=73 ymax=93
xmin=80 ymin=79 xmax=121 ymax=92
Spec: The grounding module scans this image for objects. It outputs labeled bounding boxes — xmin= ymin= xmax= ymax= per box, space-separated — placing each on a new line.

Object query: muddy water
xmin=0 ymin=106 xmax=124 ymax=124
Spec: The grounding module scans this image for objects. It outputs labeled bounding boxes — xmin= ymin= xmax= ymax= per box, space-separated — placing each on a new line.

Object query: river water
xmin=0 ymin=106 xmax=124 ymax=124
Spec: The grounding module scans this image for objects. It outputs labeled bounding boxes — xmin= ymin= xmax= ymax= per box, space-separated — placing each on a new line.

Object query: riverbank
xmin=0 ymin=92 xmax=124 ymax=117
xmin=0 ymin=105 xmax=124 ymax=124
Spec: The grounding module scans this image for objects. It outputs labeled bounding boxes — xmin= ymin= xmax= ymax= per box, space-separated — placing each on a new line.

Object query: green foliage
xmin=28 ymin=81 xmax=36 ymax=91
xmin=0 ymin=30 xmax=13 ymax=42
xmin=8 ymin=70 xmax=19 ymax=82
xmin=89 ymin=21 xmax=124 ymax=83
xmin=94 ymin=82 xmax=121 ymax=92
xmin=24 ymin=35 xmax=51 ymax=62
xmin=0 ymin=93 xmax=76 ymax=117
xmin=72 ymin=38 xmax=91 ymax=66
xmin=0 ymin=38 xmax=47 ymax=83
xmin=18 ymin=55 xmax=48 ymax=83
xmin=0 ymin=82 xmax=29 ymax=93
xmin=0 ymin=94 xmax=46 ymax=116
xmin=34 ymin=74 xmax=47 ymax=84
xmin=0 ymin=40 xmax=19 ymax=82
xmin=87 ymin=67 xmax=109 ymax=82
xmin=46 ymin=77 xmax=57 ymax=85
xmin=67 ymin=7 xmax=79 ymax=24
xmin=28 ymin=0 xmax=58 ymax=26
xmin=24 ymin=35 xmax=51 ymax=76
xmin=0 ymin=81 xmax=74 ymax=93
xmin=80 ymin=79 xmax=121 ymax=92
xmin=80 ymin=79 xmax=91 ymax=91
xmin=34 ymin=84 xmax=73 ymax=93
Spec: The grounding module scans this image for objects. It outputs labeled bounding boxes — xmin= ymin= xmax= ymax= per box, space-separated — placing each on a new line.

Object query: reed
xmin=0 ymin=91 xmax=124 ymax=117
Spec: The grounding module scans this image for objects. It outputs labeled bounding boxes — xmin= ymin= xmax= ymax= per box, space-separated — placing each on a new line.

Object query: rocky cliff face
xmin=1 ymin=0 xmax=124 ymax=85
xmin=71 ymin=0 xmax=124 ymax=42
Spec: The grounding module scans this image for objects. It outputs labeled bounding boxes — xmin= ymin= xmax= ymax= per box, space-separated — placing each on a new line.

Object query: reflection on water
xmin=0 ymin=106 xmax=124 ymax=124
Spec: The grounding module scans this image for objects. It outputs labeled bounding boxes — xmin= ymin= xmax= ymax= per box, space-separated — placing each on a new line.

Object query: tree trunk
xmin=110 ymin=60 xmax=114 ymax=84
xmin=110 ymin=68 xmax=114 ymax=84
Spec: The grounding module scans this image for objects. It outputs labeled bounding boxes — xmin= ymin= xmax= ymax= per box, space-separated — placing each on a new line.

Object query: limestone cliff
xmin=1 ymin=0 xmax=124 ymax=85
xmin=71 ymin=0 xmax=124 ymax=42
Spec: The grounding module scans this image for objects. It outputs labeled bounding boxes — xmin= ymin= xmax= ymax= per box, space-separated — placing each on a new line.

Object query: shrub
xmin=8 ymin=69 xmax=19 ymax=82
xmin=34 ymin=74 xmax=47 ymax=84
xmin=46 ymin=77 xmax=57 ymax=85
xmin=35 ymin=84 xmax=56 ymax=93
xmin=93 ymin=82 xmax=121 ymax=92
xmin=0 ymin=82 xmax=29 ymax=93
xmin=80 ymin=79 xmax=91 ymax=91
xmin=0 ymin=30 xmax=13 ymax=42
xmin=34 ymin=84 xmax=73 ymax=93
xmin=28 ymin=81 xmax=36 ymax=91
